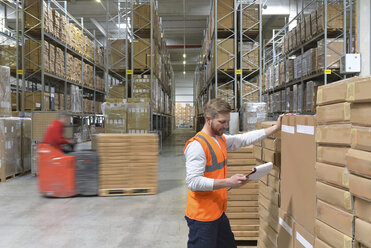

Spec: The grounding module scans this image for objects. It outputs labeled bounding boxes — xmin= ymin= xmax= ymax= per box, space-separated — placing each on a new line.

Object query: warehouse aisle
xmin=0 ymin=129 xmax=194 ymax=248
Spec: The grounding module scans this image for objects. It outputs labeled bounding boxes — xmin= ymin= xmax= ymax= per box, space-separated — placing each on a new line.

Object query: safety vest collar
xmin=195 ymin=132 xmax=227 ymax=173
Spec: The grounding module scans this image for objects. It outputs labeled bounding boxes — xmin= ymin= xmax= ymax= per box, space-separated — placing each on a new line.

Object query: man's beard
xmin=210 ymin=121 xmax=224 ymax=136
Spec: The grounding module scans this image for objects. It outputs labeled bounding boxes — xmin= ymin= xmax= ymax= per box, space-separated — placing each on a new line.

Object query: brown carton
xmin=317 ymin=146 xmax=349 ymax=166
xmin=349 ymin=174 xmax=371 ymax=201
xmin=277 ymin=209 xmax=294 ymax=248
xmin=355 ymin=218 xmax=371 ymax=247
xmin=316 ymin=78 xmax=357 ymax=105
xmin=346 ymin=78 xmax=371 ymax=102
xmin=351 ymin=126 xmax=371 ymax=152
xmin=316 ymin=162 xmax=349 ymax=189
xmin=316 ymin=199 xmax=353 ymax=237
xmin=351 ymin=103 xmax=371 ymax=126
xmin=262 ymin=138 xmax=281 ymax=152
xmin=294 ymin=222 xmax=315 ymax=248
xmin=253 ymin=145 xmax=262 ymax=160
xmin=260 ymin=219 xmax=279 ymax=247
xmin=346 ymin=148 xmax=371 ymax=177
xmin=316 ymin=102 xmax=350 ymax=123
xmin=316 ymin=124 xmax=351 ymax=146
xmin=281 ymin=115 xmax=316 ymax=234
xmin=316 ymin=181 xmax=352 ymax=212
xmin=314 ymin=238 xmax=331 ymax=248
xmin=314 ymin=219 xmax=352 ymax=248
xmin=354 ymin=197 xmax=371 ymax=223
xmin=262 ymin=148 xmax=280 ymax=166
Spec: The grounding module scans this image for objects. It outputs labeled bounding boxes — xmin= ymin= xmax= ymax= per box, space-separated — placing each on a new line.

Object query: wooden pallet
xmin=99 ymin=187 xmax=156 ymax=197
xmin=1 ymin=172 xmax=25 ymax=183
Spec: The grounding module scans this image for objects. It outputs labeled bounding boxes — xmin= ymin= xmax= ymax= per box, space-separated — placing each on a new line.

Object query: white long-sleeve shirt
xmin=184 ymin=129 xmax=266 ymax=192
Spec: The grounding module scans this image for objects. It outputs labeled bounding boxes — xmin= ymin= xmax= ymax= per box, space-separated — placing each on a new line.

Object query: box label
xmin=296 ymin=231 xmax=313 ymax=248
xmin=297 ymin=125 xmax=314 ymax=135
xmin=236 ymin=69 xmax=242 ymax=75
xmin=17 ymin=70 xmax=23 ymax=75
xmin=126 ymin=69 xmax=133 ymax=75
xmin=279 ymin=217 xmax=293 ymax=235
xmin=325 ymin=69 xmax=332 ymax=74
xmin=282 ymin=125 xmax=295 ymax=134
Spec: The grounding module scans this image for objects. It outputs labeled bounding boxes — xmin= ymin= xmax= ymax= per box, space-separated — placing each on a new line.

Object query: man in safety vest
xmin=184 ymin=98 xmax=283 ymax=248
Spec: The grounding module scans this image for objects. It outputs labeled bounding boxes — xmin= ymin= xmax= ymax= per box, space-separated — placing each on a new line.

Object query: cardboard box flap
xmin=315 ymin=219 xmax=352 ymax=248
xmin=354 ymin=197 xmax=371 ymax=223
xmin=346 ymin=148 xmax=371 ymax=177
xmin=316 ymin=124 xmax=352 ymax=146
xmin=355 ymin=218 xmax=371 ymax=247
xmin=349 ymin=174 xmax=371 ymax=201
xmin=351 ymin=126 xmax=371 ymax=152
xmin=316 ymin=181 xmax=352 ymax=212
xmin=317 ymin=146 xmax=349 ymax=167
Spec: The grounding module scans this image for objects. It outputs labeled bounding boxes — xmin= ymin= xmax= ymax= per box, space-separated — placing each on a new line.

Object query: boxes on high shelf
xmin=240 ymin=102 xmax=267 ymax=131
xmin=133 ymin=4 xmax=150 ymax=29
xmin=133 ymin=39 xmax=150 ymax=71
xmin=279 ymin=62 xmax=285 ymax=85
xmin=317 ymin=38 xmax=344 ymax=70
xmin=216 ymin=0 xmax=234 ymax=30
xmin=23 ymin=92 xmax=50 ymax=111
xmin=0 ymin=44 xmax=18 ymax=70
xmin=305 ymin=15 xmax=311 ymax=40
xmin=24 ymin=0 xmax=47 ymax=31
xmin=294 ymin=54 xmax=302 ymax=80
xmin=285 ymin=58 xmax=294 ymax=83
xmin=102 ymin=100 xmax=127 ymax=133
xmin=300 ymin=19 xmax=306 ymax=43
xmin=133 ymin=75 xmax=151 ymax=99
xmin=215 ymin=38 xmax=234 ymax=70
xmin=310 ymin=11 xmax=317 ymax=36
xmin=239 ymin=41 xmax=259 ymax=71
xmin=108 ymin=84 xmax=126 ymax=99
xmin=0 ymin=66 xmax=11 ymax=117
xmin=24 ymin=40 xmax=44 ymax=72
xmin=55 ymin=47 xmax=64 ymax=77
xmin=240 ymin=4 xmax=259 ymax=31
xmin=52 ymin=9 xmax=61 ymax=39
xmin=0 ymin=117 xmax=22 ymax=180
xmin=317 ymin=4 xmax=344 ymax=33
xmin=109 ymin=39 xmax=129 ymax=71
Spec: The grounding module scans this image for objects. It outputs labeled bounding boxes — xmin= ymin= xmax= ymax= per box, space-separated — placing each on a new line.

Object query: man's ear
xmin=205 ymin=115 xmax=212 ymax=124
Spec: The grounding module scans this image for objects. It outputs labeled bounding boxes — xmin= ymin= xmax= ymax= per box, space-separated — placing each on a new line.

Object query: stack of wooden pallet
xmin=96 ymin=133 xmax=158 ymax=196
xmin=226 ymin=146 xmax=259 ymax=241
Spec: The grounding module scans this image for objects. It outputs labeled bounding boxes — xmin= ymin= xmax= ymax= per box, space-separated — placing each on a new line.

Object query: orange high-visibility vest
xmin=184 ymin=131 xmax=228 ymax=221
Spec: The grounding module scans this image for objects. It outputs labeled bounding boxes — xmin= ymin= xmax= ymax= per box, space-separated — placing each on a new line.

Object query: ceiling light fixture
xmin=183 ymin=71 xmax=186 ymax=75
xmin=183 ymin=53 xmax=186 ymax=58
xmin=183 ymin=61 xmax=186 ymax=65
xmin=96 ymin=0 xmax=101 ymax=3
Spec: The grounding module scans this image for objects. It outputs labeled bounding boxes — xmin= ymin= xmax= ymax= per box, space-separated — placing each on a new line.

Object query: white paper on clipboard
xmin=247 ymin=162 xmax=273 ymax=180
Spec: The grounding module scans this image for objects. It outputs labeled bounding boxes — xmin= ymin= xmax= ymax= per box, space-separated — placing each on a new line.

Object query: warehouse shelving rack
xmin=19 ymin=0 xmax=106 ymax=119
xmin=130 ymin=0 xmax=174 ymax=137
xmin=194 ymin=0 xmax=262 ymax=132
xmin=261 ymin=0 xmax=356 ymax=116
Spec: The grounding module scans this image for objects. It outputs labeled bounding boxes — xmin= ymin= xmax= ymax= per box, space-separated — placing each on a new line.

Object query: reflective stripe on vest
xmin=196 ymin=134 xmax=226 ymax=173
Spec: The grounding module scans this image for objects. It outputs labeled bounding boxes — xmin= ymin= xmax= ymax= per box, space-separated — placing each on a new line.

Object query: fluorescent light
xmin=183 ymin=54 xmax=186 ymax=58
xmin=96 ymin=0 xmax=101 ymax=2
xmin=183 ymin=71 xmax=186 ymax=75
xmin=183 ymin=61 xmax=186 ymax=64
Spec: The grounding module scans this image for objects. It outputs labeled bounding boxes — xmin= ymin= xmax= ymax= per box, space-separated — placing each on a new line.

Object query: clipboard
xmin=246 ymin=162 xmax=273 ymax=181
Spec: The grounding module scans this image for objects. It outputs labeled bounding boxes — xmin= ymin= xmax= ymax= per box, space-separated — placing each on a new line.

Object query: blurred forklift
xmin=35 ymin=111 xmax=99 ymax=197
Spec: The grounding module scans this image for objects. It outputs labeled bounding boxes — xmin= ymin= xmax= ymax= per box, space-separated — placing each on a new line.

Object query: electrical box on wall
xmin=340 ymin=54 xmax=361 ymax=74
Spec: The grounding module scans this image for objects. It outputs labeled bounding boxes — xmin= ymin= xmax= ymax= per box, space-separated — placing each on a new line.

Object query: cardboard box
xmin=316 ymin=78 xmax=357 ymax=106
xmin=281 ymin=115 xmax=316 ymax=234
xmin=314 ymin=219 xmax=352 ymax=248
xmin=262 ymin=148 xmax=280 ymax=166
xmin=354 ymin=197 xmax=371 ymax=223
xmin=316 ymin=181 xmax=352 ymax=212
xmin=314 ymin=238 xmax=331 ymax=248
xmin=351 ymin=126 xmax=371 ymax=152
xmin=315 ymin=162 xmax=349 ymax=189
xmin=253 ymin=145 xmax=262 ymax=160
xmin=260 ymin=218 xmax=279 ymax=247
xmin=317 ymin=146 xmax=349 ymax=167
xmin=316 ymin=102 xmax=350 ymax=123
xmin=351 ymin=103 xmax=371 ymax=126
xmin=217 ymin=0 xmax=234 ymax=29
xmin=316 ymin=124 xmax=352 ymax=146
xmin=345 ymin=148 xmax=371 ymax=177
xmin=262 ymin=138 xmax=281 ymax=152
xmin=277 ymin=209 xmax=294 ymax=248
xmin=355 ymin=218 xmax=371 ymax=247
xmin=316 ymin=199 xmax=354 ymax=237
xmin=294 ymin=222 xmax=315 ymax=248
xmin=346 ymin=77 xmax=371 ymax=102
xmin=349 ymin=173 xmax=371 ymax=201
xmin=259 ymin=181 xmax=279 ymax=207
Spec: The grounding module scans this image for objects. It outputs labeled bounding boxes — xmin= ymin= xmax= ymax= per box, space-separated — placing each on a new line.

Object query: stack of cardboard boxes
xmin=240 ymin=103 xmax=267 ymax=131
xmin=109 ymin=39 xmax=129 ymax=71
xmin=96 ymin=133 xmax=158 ymax=196
xmin=175 ymin=104 xmax=194 ymax=127
xmin=0 ymin=44 xmax=18 ymax=70
xmin=218 ymin=88 xmax=235 ymax=110
xmin=102 ymin=100 xmax=127 ymax=133
xmin=226 ymin=146 xmax=259 ymax=241
xmin=108 ymin=84 xmax=126 ymax=99
xmin=127 ymin=99 xmax=150 ymax=134
xmin=0 ymin=66 xmax=11 ymax=116
xmin=315 ymin=77 xmax=371 ymax=247
xmin=133 ymin=39 xmax=150 ymax=71
xmin=133 ymin=75 xmax=151 ymax=99
xmin=253 ymin=121 xmax=281 ymax=248
xmin=240 ymin=41 xmax=259 ymax=71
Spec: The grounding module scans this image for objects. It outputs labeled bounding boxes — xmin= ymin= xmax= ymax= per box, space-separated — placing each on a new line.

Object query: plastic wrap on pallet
xmin=285 ymin=87 xmax=292 ymax=112
xmin=133 ymin=75 xmax=151 ymax=99
xmin=102 ymin=101 xmax=127 ymax=133
xmin=305 ymin=81 xmax=320 ymax=112
xmin=302 ymin=50 xmax=308 ymax=77
xmin=293 ymin=84 xmax=298 ymax=112
xmin=241 ymin=102 xmax=267 ymax=131
xmin=0 ymin=66 xmax=11 ymax=117
xmin=297 ymin=83 xmax=304 ymax=113
xmin=0 ymin=117 xmax=22 ymax=180
xmin=285 ymin=58 xmax=294 ymax=83
xmin=294 ymin=55 xmax=302 ymax=79
xmin=274 ymin=64 xmax=279 ymax=87
xmin=71 ymin=85 xmax=82 ymax=113
xmin=279 ymin=61 xmax=285 ymax=85
xmin=127 ymin=102 xmax=150 ymax=133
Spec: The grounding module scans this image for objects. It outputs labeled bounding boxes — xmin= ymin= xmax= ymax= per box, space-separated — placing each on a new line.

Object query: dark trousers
xmin=185 ymin=213 xmax=236 ymax=248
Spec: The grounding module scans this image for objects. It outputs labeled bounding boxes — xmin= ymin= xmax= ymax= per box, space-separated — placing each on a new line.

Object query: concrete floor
xmin=0 ymin=129 xmax=194 ymax=248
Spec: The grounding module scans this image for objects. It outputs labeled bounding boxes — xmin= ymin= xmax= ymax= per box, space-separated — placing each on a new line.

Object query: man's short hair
xmin=204 ymin=98 xmax=232 ymax=119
